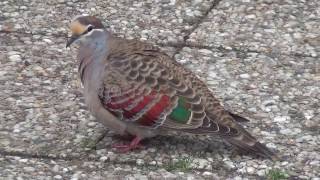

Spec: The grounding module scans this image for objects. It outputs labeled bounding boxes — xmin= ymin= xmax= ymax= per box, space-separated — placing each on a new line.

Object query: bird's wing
xmin=98 ymin=38 xmax=276 ymax=159
xmin=99 ymin=39 xmax=206 ymax=129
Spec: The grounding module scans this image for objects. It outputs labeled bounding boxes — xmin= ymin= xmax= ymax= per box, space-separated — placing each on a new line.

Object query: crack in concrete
xmin=89 ymin=131 xmax=108 ymax=150
xmin=183 ymin=43 xmax=319 ymax=58
xmin=0 ymin=149 xmax=78 ymax=161
xmin=0 ymin=149 xmax=219 ymax=173
xmin=158 ymin=42 xmax=319 ymax=58
xmin=1 ymin=29 xmax=316 ymax=58
xmin=2 ymin=11 xmax=317 ymax=59
xmin=0 ymin=149 xmax=139 ymax=167
xmin=171 ymin=0 xmax=223 ymax=57
xmin=183 ymin=0 xmax=223 ymax=42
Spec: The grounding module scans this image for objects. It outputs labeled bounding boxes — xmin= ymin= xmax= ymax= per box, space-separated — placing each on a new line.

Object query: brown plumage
xmin=67 ymin=15 xmax=277 ymax=160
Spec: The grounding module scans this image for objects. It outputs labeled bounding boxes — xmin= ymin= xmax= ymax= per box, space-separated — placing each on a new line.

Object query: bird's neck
xmin=77 ymin=34 xmax=108 ymax=85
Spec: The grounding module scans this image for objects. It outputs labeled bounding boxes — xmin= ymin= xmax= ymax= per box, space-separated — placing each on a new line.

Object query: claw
xmin=112 ymin=136 xmax=143 ymax=153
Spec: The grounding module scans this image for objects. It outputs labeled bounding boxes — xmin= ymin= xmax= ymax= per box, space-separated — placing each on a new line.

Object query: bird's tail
xmin=225 ymin=129 xmax=278 ymax=160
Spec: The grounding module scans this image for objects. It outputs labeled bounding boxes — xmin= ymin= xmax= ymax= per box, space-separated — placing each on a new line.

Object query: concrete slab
xmin=188 ymin=0 xmax=320 ymax=57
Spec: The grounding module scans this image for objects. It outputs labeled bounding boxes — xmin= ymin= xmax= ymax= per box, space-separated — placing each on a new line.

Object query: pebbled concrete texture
xmin=0 ymin=0 xmax=319 ymax=179
xmin=187 ymin=0 xmax=320 ymax=57
xmin=0 ymin=0 xmax=218 ymax=43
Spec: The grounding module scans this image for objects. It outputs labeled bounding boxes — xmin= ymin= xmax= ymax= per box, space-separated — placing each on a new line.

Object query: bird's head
xmin=66 ymin=15 xmax=105 ymax=48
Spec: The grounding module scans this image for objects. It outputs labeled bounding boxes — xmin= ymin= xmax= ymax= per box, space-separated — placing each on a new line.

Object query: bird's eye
xmin=87 ymin=25 xmax=94 ymax=32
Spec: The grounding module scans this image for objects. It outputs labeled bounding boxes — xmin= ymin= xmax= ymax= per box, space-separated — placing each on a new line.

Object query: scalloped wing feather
xmin=96 ymin=37 xmax=276 ymax=159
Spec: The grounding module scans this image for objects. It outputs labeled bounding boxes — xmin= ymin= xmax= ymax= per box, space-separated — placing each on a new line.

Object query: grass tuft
xmin=266 ymin=168 xmax=289 ymax=180
xmin=165 ymin=157 xmax=194 ymax=172
xmin=80 ymin=138 xmax=97 ymax=149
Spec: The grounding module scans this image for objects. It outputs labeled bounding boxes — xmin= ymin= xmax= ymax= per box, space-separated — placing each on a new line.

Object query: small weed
xmin=165 ymin=157 xmax=194 ymax=172
xmin=80 ymin=138 xmax=97 ymax=149
xmin=266 ymin=169 xmax=289 ymax=180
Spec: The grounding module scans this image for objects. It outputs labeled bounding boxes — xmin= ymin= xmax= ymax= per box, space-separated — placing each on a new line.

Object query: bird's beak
xmin=66 ymin=34 xmax=80 ymax=48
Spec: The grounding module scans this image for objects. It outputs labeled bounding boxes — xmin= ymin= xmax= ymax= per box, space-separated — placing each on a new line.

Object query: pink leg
xmin=112 ymin=136 xmax=143 ymax=153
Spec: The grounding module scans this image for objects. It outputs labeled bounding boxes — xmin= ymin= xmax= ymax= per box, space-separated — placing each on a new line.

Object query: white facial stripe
xmin=70 ymin=29 xmax=102 ymax=46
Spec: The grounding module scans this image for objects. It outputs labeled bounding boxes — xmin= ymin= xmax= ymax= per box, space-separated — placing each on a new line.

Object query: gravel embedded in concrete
xmin=0 ymin=0 xmax=217 ymax=44
xmin=0 ymin=0 xmax=319 ymax=179
xmin=188 ymin=0 xmax=320 ymax=57
xmin=0 ymin=155 xmax=213 ymax=179
xmin=176 ymin=47 xmax=320 ymax=178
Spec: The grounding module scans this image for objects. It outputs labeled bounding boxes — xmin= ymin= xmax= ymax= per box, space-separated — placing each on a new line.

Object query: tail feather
xmin=229 ymin=112 xmax=250 ymax=122
xmin=224 ymin=115 xmax=278 ymax=160
xmin=227 ymin=136 xmax=278 ymax=161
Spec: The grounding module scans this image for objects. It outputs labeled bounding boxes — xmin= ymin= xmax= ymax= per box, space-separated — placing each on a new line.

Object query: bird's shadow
xmin=93 ymin=131 xmax=233 ymax=157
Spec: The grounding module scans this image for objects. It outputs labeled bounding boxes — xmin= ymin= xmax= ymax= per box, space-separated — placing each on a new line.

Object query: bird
xmin=66 ymin=15 xmax=277 ymax=160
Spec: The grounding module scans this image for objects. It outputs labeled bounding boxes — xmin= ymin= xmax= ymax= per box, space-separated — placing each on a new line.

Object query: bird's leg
xmin=112 ymin=136 xmax=143 ymax=152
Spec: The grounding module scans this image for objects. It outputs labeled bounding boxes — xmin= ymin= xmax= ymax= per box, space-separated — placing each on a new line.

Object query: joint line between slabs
xmin=1 ymin=29 xmax=316 ymax=58
xmin=0 ymin=149 xmax=213 ymax=172
xmin=173 ymin=0 xmax=223 ymax=57
xmin=0 ymin=150 xmax=76 ymax=161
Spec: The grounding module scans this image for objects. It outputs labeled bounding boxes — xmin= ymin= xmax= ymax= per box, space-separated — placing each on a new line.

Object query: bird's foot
xmin=112 ymin=136 xmax=143 ymax=153
xmin=112 ymin=134 xmax=135 ymax=141
xmin=230 ymin=148 xmax=243 ymax=158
